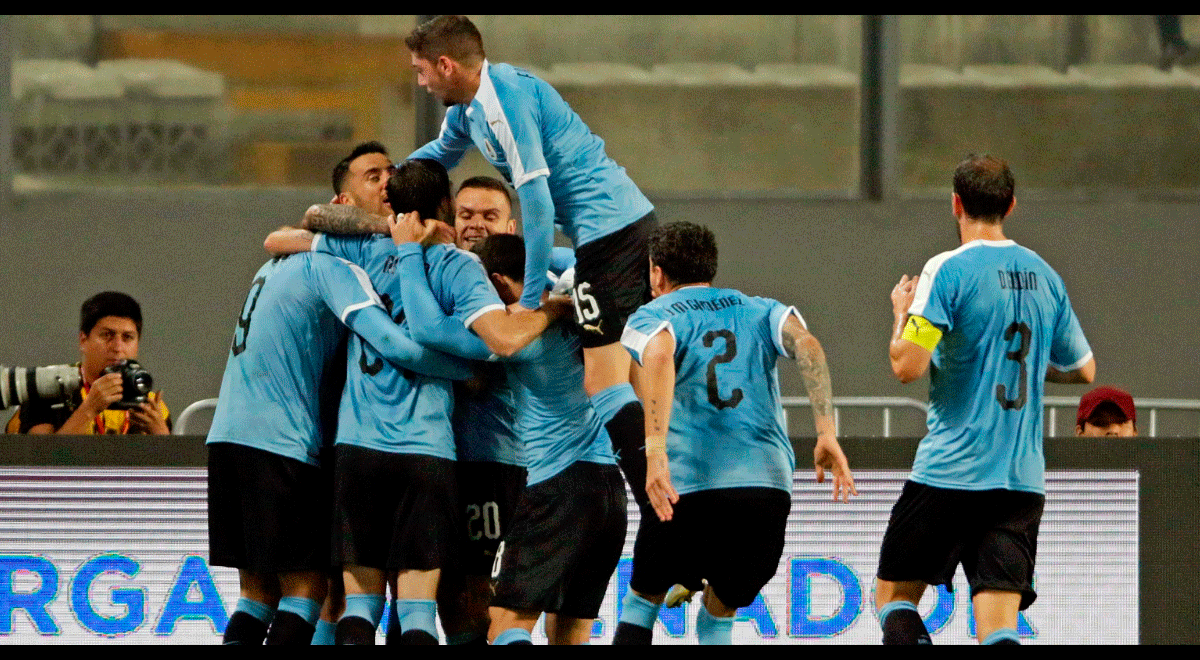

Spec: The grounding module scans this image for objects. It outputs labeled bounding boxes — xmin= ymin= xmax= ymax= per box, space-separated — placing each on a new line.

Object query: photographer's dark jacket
xmin=4 ymin=364 xmax=171 ymax=434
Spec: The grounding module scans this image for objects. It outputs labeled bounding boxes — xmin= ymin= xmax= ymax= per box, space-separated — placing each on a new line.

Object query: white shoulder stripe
xmin=339 ymin=300 xmax=376 ymax=324
xmin=908 ymin=246 xmax=965 ymax=317
xmin=1050 ymin=350 xmax=1093 ymax=372
xmin=774 ymin=306 xmax=806 ymax=357
xmin=336 ymin=257 xmax=383 ymax=308
xmin=477 ymin=60 xmax=533 ymax=187
xmin=620 ymin=320 xmax=674 ymax=366
xmin=464 ymin=303 xmax=506 ymax=329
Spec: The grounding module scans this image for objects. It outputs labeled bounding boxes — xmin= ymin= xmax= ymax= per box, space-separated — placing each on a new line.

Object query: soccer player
xmin=207 ymin=251 xmax=474 ymax=645
xmin=611 ymin=221 xmax=855 ymax=645
xmin=265 ymin=158 xmax=564 ymax=645
xmin=876 ymin=154 xmax=1096 ymax=646
xmin=404 ymin=15 xmax=658 ymax=510
xmin=389 ymin=217 xmax=626 ymax=646
xmin=437 ymin=174 xmax=575 ymax=646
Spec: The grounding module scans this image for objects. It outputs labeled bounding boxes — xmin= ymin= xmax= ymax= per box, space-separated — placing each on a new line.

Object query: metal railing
xmin=176 ymin=395 xmax=1200 ymax=438
xmin=781 ymin=396 xmax=927 ymax=437
xmin=174 ymin=398 xmax=218 ymax=436
xmin=1043 ymin=396 xmax=1200 ymax=437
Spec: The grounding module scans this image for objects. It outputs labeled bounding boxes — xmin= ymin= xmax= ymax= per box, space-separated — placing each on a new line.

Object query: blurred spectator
xmin=1156 ymin=16 xmax=1200 ymax=71
xmin=5 ymin=292 xmax=170 ymax=435
xmin=1075 ymin=386 xmax=1137 ymax=437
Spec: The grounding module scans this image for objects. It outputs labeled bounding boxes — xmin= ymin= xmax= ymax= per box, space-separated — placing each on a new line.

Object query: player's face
xmin=411 ymin=53 xmax=461 ymax=105
xmin=79 ymin=316 xmax=139 ymax=380
xmin=341 ymin=152 xmax=394 ymax=216
xmin=1077 ymin=420 xmax=1137 ymax=437
xmin=455 ymin=187 xmax=515 ymax=250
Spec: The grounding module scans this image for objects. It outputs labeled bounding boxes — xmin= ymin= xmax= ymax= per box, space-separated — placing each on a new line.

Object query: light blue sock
xmin=696 ymin=605 xmax=734 ymax=645
xmin=877 ymin=599 xmax=919 ymax=624
xmin=311 ymin=619 xmax=337 ymax=645
xmin=234 ymin=597 xmax=275 ymax=625
xmin=619 ymin=591 xmax=661 ymax=629
xmin=341 ymin=594 xmax=386 ymax=628
xmin=590 ymin=383 xmax=638 ymax=426
xmin=983 ymin=627 xmax=1021 ymax=645
xmin=494 ymin=627 xmax=533 ymax=645
xmin=277 ymin=596 xmax=322 ymax=626
xmin=395 ymin=599 xmax=439 ymax=641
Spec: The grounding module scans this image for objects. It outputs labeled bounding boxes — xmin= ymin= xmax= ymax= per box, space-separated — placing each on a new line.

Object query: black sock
xmin=223 ymin=611 xmax=269 ymax=645
xmin=384 ymin=603 xmax=402 ymax=646
xmin=605 ymin=402 xmax=650 ymax=509
xmin=467 ymin=634 xmax=488 ymax=645
xmin=336 ymin=615 xmax=378 ymax=645
xmin=399 ymin=629 xmax=439 ymax=645
xmin=881 ymin=607 xmax=931 ymax=645
xmin=612 ymin=621 xmax=653 ymax=645
xmin=990 ymin=638 xmax=1020 ymax=645
xmin=265 ymin=610 xmax=316 ymax=645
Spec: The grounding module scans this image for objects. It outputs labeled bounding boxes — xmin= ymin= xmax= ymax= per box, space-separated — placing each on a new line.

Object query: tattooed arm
xmin=781 ymin=314 xmax=856 ymax=502
xmin=301 ymin=204 xmax=389 ymax=235
xmin=640 ymin=330 xmax=680 ymax=522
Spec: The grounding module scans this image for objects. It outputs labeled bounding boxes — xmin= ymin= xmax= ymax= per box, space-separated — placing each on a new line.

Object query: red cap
xmin=1077 ymin=386 xmax=1136 ymax=426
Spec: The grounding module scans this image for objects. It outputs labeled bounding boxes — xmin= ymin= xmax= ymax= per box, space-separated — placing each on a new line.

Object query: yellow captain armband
xmin=901 ymin=315 xmax=943 ymax=352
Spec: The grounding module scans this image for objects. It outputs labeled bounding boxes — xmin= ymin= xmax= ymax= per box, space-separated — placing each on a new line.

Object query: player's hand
xmin=646 ymin=451 xmax=679 ymax=522
xmin=423 ymin=220 xmax=455 ymax=247
xmin=82 ymin=372 xmax=125 ymax=416
xmin=129 ymin=392 xmax=169 ymax=435
xmin=387 ymin=211 xmax=422 ymax=246
xmin=814 ymin=434 xmax=857 ymax=503
xmin=540 ymin=289 xmax=573 ymax=319
xmin=507 ymin=301 xmax=537 ymax=314
xmin=891 ymin=275 xmax=919 ymax=317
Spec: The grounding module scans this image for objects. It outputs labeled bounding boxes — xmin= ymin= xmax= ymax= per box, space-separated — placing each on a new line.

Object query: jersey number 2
xmin=704 ymin=330 xmax=743 ymax=410
xmin=995 ymin=321 xmax=1031 ymax=410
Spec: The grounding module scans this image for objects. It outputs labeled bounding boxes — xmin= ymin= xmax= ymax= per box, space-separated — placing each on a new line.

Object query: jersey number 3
xmin=704 ymin=330 xmax=743 ymax=410
xmin=995 ymin=321 xmax=1031 ymax=410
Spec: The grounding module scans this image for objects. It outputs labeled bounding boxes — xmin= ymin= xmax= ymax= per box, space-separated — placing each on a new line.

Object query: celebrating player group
xmin=204 ymin=15 xmax=1094 ymax=646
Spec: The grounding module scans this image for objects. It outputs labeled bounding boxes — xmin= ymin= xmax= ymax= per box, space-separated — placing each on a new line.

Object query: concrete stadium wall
xmin=1 ymin=189 xmax=1196 ymax=431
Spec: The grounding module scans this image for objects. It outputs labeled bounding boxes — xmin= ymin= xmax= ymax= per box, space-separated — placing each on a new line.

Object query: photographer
xmin=6 ymin=292 xmax=170 ymax=435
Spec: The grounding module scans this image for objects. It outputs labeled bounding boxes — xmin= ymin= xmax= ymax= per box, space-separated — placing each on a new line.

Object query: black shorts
xmin=629 ymin=487 xmax=790 ymax=609
xmin=491 ymin=462 xmax=627 ymax=619
xmin=207 ymin=442 xmax=333 ymax=573
xmin=332 ymin=445 xmax=459 ymax=571
xmin=877 ymin=480 xmax=1045 ymax=610
xmin=453 ymin=461 xmax=528 ymax=576
xmin=571 ymin=212 xmax=657 ymax=349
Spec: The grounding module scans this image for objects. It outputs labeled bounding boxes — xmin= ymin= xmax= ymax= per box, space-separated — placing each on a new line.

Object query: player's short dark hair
xmin=649 ymin=222 xmax=718 ymax=286
xmin=473 ymin=233 xmax=524 ymax=282
xmin=457 ymin=176 xmax=514 ymax=212
xmin=406 ymin=15 xmax=485 ymax=66
xmin=953 ymin=154 xmax=1015 ymax=223
xmin=332 ymin=141 xmax=389 ymax=195
xmin=81 ymin=292 xmax=142 ymax=337
xmin=1084 ymin=401 xmax=1136 ymax=429
xmin=387 ymin=158 xmax=452 ymax=223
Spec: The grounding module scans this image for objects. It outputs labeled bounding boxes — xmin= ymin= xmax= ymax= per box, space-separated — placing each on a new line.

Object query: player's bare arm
xmin=263 ymin=227 xmax=316 ymax=256
xmin=781 ymin=315 xmax=856 ymax=503
xmin=302 ymin=203 xmax=389 ymax=235
xmin=641 ymin=331 xmax=680 ymax=522
xmin=1046 ymin=356 xmax=1097 ymax=384
xmin=888 ymin=274 xmax=933 ymax=383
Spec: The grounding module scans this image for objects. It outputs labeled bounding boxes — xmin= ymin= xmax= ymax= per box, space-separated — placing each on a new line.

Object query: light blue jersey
xmin=907 ymin=239 xmax=1092 ymax=494
xmin=622 ymin=286 xmax=802 ymax=496
xmin=411 ymin=60 xmax=654 ymax=309
xmin=395 ymin=243 xmax=613 ymax=484
xmin=506 ymin=322 xmax=616 ymax=486
xmin=208 ymin=253 xmax=469 ymax=465
xmin=313 ymin=235 xmax=500 ymax=458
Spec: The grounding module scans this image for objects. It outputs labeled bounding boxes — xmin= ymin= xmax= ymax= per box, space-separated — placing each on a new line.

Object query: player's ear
xmin=951 ymin=193 xmax=963 ymax=219
xmin=1004 ymin=196 xmax=1017 ymax=219
xmin=1074 ymin=424 xmax=1085 ymax=436
xmin=333 ymin=192 xmax=350 ymax=205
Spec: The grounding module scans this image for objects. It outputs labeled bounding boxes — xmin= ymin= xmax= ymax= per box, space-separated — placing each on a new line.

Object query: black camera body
xmin=100 ymin=359 xmax=154 ymax=410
